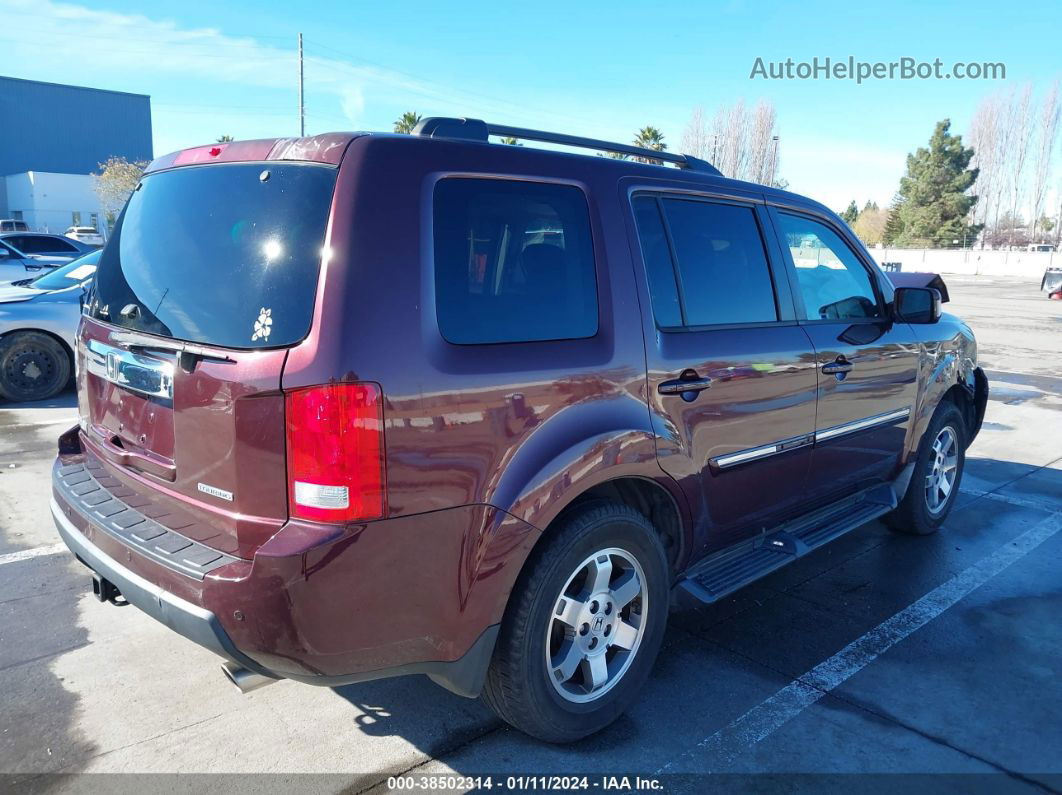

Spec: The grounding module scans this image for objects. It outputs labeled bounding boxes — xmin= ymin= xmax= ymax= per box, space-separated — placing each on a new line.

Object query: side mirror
xmin=894 ymin=286 xmax=941 ymax=324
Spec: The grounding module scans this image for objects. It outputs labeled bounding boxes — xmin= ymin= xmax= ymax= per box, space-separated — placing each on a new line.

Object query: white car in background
xmin=0 ymin=249 xmax=99 ymax=402
xmin=64 ymin=226 xmax=105 ymax=246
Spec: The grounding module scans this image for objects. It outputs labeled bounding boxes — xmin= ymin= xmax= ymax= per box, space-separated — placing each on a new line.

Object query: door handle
xmin=658 ymin=376 xmax=713 ymax=397
xmin=822 ymin=357 xmax=854 ymax=375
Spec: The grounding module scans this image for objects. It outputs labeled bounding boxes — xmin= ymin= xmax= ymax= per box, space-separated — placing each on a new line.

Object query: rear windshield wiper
xmin=108 ymin=330 xmax=236 ymax=372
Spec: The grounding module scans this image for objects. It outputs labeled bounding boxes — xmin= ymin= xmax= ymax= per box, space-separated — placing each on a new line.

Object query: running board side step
xmin=675 ymin=485 xmax=896 ymax=606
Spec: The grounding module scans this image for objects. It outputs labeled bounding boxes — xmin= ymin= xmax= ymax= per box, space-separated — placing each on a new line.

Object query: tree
xmin=683 ymin=100 xmax=778 ymax=184
xmin=882 ymin=198 xmax=905 ymax=246
xmin=498 ymin=136 xmax=521 ymax=145
xmin=393 ymin=111 xmax=422 ymax=134
xmin=216 ymin=135 xmax=234 ymax=143
xmin=1029 ymin=82 xmax=1060 ymax=241
xmin=862 ymin=200 xmax=879 ymax=212
xmin=840 ymin=201 xmax=859 ymax=224
xmin=983 ymin=210 xmax=1028 ymax=248
xmin=852 ymin=206 xmax=888 ymax=246
xmin=746 ymin=101 xmax=778 ymax=184
xmin=680 ymin=107 xmax=710 ymax=160
xmin=93 ymin=156 xmax=148 ymax=229
xmin=1005 ymin=84 xmax=1034 ymax=244
xmin=632 ymin=126 xmax=666 ymax=163
xmin=889 ymin=120 xmax=981 ymax=247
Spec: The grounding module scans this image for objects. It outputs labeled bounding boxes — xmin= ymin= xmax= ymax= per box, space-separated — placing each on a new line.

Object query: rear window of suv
xmin=433 ymin=178 xmax=598 ymax=345
xmin=90 ymin=162 xmax=337 ymax=349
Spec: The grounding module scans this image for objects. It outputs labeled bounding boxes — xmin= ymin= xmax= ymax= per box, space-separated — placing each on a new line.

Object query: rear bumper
xmin=51 ymin=496 xmax=274 ymax=678
xmin=50 ymin=447 xmax=533 ymax=698
xmin=52 ymin=491 xmax=500 ymax=697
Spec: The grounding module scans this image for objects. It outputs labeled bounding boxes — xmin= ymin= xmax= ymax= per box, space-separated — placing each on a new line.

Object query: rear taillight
xmin=285 ymin=383 xmax=385 ymax=523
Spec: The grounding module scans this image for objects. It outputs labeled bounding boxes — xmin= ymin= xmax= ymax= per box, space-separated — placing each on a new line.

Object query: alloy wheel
xmin=545 ymin=547 xmax=647 ymax=704
xmin=925 ymin=425 xmax=959 ymax=514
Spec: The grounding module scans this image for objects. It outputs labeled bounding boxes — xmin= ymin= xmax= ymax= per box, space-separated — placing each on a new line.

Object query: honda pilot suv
xmin=52 ymin=118 xmax=987 ymax=743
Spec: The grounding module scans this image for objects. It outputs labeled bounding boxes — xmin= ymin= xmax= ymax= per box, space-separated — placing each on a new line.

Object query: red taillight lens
xmin=285 ymin=383 xmax=385 ymax=523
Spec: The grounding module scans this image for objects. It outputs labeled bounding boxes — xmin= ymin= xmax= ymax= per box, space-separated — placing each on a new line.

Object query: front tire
xmin=0 ymin=331 xmax=71 ymax=402
xmin=482 ymin=502 xmax=669 ymax=743
xmin=886 ymin=400 xmax=967 ymax=535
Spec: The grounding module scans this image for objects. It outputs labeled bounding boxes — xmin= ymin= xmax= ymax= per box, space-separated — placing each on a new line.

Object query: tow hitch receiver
xmin=92 ymin=573 xmax=129 ymax=606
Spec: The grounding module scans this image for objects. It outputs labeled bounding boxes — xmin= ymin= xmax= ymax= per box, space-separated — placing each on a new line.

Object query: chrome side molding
xmin=711 ymin=407 xmax=911 ymax=471
xmin=815 ymin=407 xmax=911 ymax=442
xmin=86 ymin=339 xmax=175 ymax=400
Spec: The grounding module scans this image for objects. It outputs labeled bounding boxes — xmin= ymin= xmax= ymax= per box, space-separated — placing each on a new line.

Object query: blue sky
xmin=1 ymin=0 xmax=1059 ymax=210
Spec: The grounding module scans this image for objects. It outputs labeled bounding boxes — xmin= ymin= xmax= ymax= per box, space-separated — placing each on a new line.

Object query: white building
xmin=3 ymin=172 xmax=105 ymax=235
xmin=0 ymin=76 xmax=152 ymax=236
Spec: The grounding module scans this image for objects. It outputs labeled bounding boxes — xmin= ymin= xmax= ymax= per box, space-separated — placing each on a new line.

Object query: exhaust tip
xmin=221 ymin=661 xmax=278 ymax=694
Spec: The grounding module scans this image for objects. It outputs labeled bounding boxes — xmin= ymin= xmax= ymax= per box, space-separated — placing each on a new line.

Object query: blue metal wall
xmin=0 ymin=76 xmax=153 ymax=176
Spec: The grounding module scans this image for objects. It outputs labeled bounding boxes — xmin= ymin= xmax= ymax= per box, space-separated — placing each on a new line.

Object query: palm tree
xmin=633 ymin=126 xmax=666 ymax=163
xmin=393 ymin=111 xmax=423 ymax=134
xmin=216 ymin=135 xmax=234 ymax=143
xmin=498 ymin=136 xmax=522 ymax=146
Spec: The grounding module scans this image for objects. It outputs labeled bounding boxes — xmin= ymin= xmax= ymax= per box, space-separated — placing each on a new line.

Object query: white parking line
xmin=960 ymin=487 xmax=1059 ymax=513
xmin=658 ymin=509 xmax=1062 ymax=773
xmin=0 ymin=542 xmax=66 ymax=566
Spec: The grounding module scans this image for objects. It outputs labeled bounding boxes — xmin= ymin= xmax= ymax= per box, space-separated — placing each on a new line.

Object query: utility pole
xmin=297 ymin=32 xmax=305 ymax=137
xmin=769 ymin=135 xmax=780 ymax=186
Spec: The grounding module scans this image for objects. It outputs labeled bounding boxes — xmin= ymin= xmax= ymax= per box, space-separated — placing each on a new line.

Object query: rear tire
xmin=886 ymin=400 xmax=967 ymax=535
xmin=0 ymin=331 xmax=71 ymax=402
xmin=482 ymin=502 xmax=669 ymax=743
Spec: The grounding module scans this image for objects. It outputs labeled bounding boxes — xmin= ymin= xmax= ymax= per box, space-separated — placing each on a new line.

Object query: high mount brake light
xmin=285 ymin=383 xmax=385 ymax=523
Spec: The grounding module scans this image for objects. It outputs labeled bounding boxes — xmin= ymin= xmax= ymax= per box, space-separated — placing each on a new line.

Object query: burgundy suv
xmin=52 ymin=119 xmax=987 ymax=742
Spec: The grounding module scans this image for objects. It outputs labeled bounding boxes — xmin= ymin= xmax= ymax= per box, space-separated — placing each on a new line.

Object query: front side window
xmin=433 ymin=178 xmax=598 ymax=344
xmin=777 ymin=213 xmax=881 ymax=320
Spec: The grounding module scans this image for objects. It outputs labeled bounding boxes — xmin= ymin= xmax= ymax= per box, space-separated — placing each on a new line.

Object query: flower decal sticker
xmin=251 ymin=307 xmax=273 ymax=341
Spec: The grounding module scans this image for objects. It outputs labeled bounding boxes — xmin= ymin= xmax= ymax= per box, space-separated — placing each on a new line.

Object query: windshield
xmin=29 ymin=250 xmax=101 ymax=290
xmin=89 ymin=161 xmax=338 ymax=349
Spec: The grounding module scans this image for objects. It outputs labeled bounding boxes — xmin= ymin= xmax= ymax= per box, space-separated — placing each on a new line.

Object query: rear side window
xmin=633 ymin=197 xmax=777 ymax=327
xmin=433 ymin=178 xmax=598 ymax=344
xmin=631 ymin=197 xmax=682 ymax=327
xmin=90 ymin=162 xmax=337 ymax=348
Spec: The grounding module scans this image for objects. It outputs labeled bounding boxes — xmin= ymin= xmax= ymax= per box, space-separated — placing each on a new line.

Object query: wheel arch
xmin=907 ymin=340 xmax=984 ymax=460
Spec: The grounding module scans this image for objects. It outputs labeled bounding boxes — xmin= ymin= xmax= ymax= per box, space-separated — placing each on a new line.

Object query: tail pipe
xmin=221 ymin=661 xmax=278 ymax=694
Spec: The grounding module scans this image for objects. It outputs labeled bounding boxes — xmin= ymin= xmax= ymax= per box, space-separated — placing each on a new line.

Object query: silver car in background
xmin=0 ymin=250 xmax=99 ymax=402
xmin=0 ymin=239 xmax=72 ymax=282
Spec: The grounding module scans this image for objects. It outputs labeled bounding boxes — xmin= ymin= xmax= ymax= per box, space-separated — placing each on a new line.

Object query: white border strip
xmin=658 ymin=508 xmax=1062 ymax=773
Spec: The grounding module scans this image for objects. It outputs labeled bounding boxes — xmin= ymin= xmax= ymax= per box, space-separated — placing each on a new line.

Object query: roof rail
xmin=411 ymin=117 xmax=722 ymax=176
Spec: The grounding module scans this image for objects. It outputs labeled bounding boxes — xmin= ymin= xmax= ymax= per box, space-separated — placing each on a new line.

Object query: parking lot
xmin=1 ymin=274 xmax=1060 ymax=792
